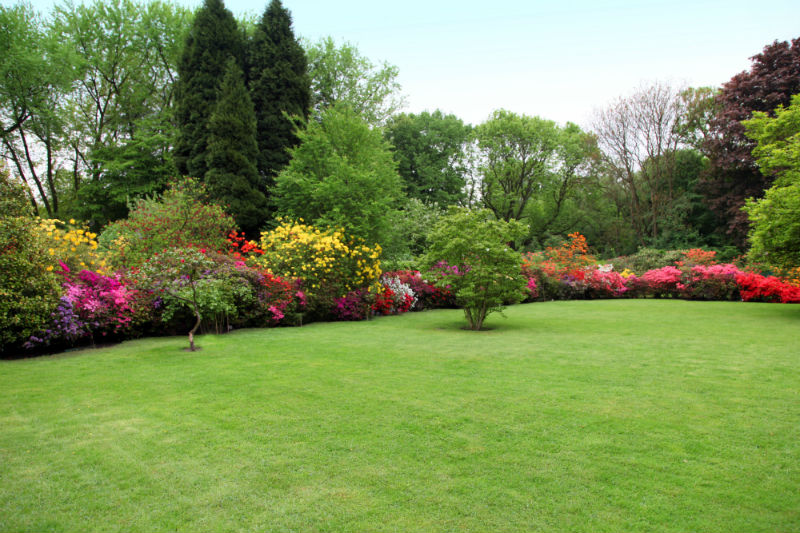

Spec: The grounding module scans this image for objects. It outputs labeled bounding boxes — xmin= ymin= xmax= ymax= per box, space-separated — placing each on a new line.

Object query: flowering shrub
xmin=638 ymin=266 xmax=684 ymax=297
xmin=736 ymin=271 xmax=800 ymax=303
xmin=227 ymin=230 xmax=264 ymax=262
xmin=678 ymin=264 xmax=740 ymax=301
xmin=381 ymin=276 xmax=417 ymax=313
xmin=382 ymin=270 xmax=454 ymax=310
xmin=37 ymin=218 xmax=109 ymax=274
xmin=25 ymin=263 xmax=139 ymax=348
xmin=332 ymin=289 xmax=372 ymax=321
xmin=678 ymin=248 xmax=717 ymax=267
xmin=0 ymin=215 xmax=61 ymax=353
xmin=100 ymin=178 xmax=235 ymax=268
xmin=257 ymin=220 xmax=382 ymax=317
xmin=524 ymin=232 xmax=595 ymax=279
xmin=585 ymin=269 xmax=629 ymax=299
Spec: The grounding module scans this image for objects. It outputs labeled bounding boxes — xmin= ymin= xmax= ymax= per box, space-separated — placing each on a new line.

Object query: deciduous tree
xmin=305 ymin=37 xmax=403 ymax=126
xmin=743 ymin=93 xmax=800 ymax=268
xmin=385 ymin=110 xmax=471 ymax=207
xmin=273 ymin=104 xmax=404 ymax=247
xmin=702 ymin=38 xmax=800 ymax=246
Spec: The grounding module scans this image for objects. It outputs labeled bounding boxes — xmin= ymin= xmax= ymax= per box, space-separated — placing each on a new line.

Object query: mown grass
xmin=1 ymin=300 xmax=798 ymax=532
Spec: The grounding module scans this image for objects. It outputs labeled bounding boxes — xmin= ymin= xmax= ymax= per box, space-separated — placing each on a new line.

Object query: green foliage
xmin=524 ymin=122 xmax=599 ymax=246
xmin=743 ymin=94 xmax=800 ymax=268
xmin=54 ymin=0 xmax=192 ymax=226
xmin=0 ymin=215 xmax=61 ymax=352
xmin=247 ymin=0 xmax=310 ymax=186
xmin=99 ymin=178 xmax=235 ymax=268
xmin=305 ymin=37 xmax=403 ymax=125
xmin=385 ymin=110 xmax=472 ymax=207
xmin=474 ymin=110 xmax=561 ymax=222
xmin=204 ymin=59 xmax=267 ymax=236
xmin=608 ymin=248 xmax=687 ymax=275
xmin=174 ymin=0 xmax=244 ymax=179
xmin=381 ymin=198 xmax=443 ymax=261
xmin=421 ymin=207 xmax=527 ymax=330
xmin=273 ymin=104 xmax=404 ymax=247
xmin=75 ymin=113 xmax=178 ymax=227
xmin=0 ymin=167 xmax=32 ymax=217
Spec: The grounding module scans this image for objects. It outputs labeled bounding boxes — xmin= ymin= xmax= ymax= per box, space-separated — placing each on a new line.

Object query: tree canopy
xmin=273 ymin=104 xmax=404 ymax=247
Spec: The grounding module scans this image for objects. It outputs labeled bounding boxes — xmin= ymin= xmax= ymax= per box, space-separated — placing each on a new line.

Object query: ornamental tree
xmin=421 ymin=207 xmax=527 ymax=330
xmin=134 ymin=247 xmax=216 ymax=351
xmin=702 ymin=38 xmax=800 ymax=246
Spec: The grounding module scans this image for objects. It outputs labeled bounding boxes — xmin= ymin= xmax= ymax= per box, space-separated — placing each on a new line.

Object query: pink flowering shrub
xmin=678 ymin=264 xmax=741 ymax=301
xmin=638 ymin=266 xmax=684 ymax=297
xmin=585 ymin=269 xmax=629 ymax=299
xmin=332 ymin=288 xmax=371 ymax=321
xmin=25 ymin=262 xmax=139 ymax=348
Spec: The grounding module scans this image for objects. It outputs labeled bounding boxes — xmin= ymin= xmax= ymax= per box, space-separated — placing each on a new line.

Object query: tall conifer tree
xmin=174 ymin=0 xmax=244 ymax=180
xmin=247 ymin=0 xmax=310 ymax=188
xmin=205 ymin=59 xmax=267 ymax=235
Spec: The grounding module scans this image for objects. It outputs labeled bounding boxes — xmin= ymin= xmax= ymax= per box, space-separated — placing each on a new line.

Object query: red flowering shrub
xmin=372 ymin=286 xmax=395 ymax=315
xmin=736 ymin=271 xmax=800 ymax=303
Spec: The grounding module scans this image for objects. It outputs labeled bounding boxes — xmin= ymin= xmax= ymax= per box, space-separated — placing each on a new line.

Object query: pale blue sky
xmin=15 ymin=0 xmax=800 ymax=127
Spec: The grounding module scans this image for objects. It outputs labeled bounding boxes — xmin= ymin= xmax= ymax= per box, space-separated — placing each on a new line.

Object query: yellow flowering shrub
xmin=37 ymin=218 xmax=110 ymax=274
xmin=257 ymin=219 xmax=382 ymax=314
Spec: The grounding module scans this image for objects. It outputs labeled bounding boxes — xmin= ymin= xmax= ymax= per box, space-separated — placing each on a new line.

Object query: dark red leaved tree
xmin=702 ymin=37 xmax=800 ymax=247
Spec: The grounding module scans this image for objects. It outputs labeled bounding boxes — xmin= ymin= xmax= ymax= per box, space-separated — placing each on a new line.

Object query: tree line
xmin=1 ymin=0 xmax=798 ymax=260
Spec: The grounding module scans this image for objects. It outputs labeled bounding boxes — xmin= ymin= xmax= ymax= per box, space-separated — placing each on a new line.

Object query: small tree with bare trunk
xmin=134 ymin=247 xmax=214 ymax=351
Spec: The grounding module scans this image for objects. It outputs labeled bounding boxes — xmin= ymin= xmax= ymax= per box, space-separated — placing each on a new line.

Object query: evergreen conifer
xmin=247 ymin=0 xmax=310 ymax=188
xmin=174 ymin=0 xmax=244 ymax=179
xmin=205 ymin=59 xmax=267 ymax=235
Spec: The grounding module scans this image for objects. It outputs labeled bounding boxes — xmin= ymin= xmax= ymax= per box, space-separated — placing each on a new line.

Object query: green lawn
xmin=1 ymin=300 xmax=798 ymax=532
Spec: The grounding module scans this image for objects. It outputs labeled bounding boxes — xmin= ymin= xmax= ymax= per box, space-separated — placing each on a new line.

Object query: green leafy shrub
xmin=0 ymin=216 xmax=61 ymax=353
xmin=421 ymin=207 xmax=527 ymax=330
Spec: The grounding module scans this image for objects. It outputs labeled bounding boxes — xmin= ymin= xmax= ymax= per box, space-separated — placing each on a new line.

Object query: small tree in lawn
xmin=421 ymin=207 xmax=528 ymax=330
xmin=135 ymin=247 xmax=215 ymax=351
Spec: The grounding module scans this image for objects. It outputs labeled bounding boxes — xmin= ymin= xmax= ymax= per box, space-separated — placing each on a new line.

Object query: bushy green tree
xmin=421 ymin=207 xmax=528 ymax=330
xmin=204 ymin=59 xmax=266 ymax=236
xmin=475 ymin=110 xmax=561 ymax=223
xmin=385 ymin=110 xmax=471 ymax=207
xmin=174 ymin=0 xmax=244 ymax=179
xmin=743 ymin=94 xmax=800 ymax=268
xmin=247 ymin=0 xmax=309 ymax=187
xmin=273 ymin=104 xmax=404 ymax=247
